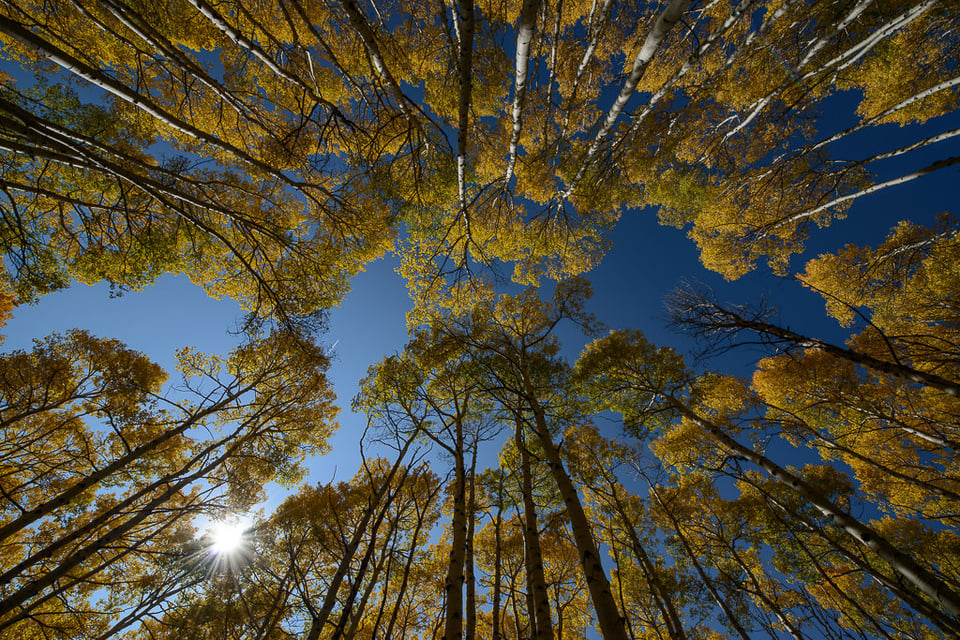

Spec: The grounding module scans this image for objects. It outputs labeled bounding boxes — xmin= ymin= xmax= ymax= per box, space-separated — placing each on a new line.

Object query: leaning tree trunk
xmin=675 ymin=297 xmax=960 ymax=399
xmin=607 ymin=486 xmax=686 ymax=640
xmin=671 ymin=398 xmax=960 ymax=624
xmin=520 ymin=370 xmax=629 ymax=640
xmin=0 ymin=382 xmax=248 ymax=543
xmin=643 ymin=477 xmax=753 ymax=640
xmin=304 ymin=433 xmax=420 ymax=640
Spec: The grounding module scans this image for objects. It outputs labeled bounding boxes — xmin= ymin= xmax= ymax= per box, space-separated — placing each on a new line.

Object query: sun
xmin=209 ymin=520 xmax=247 ymax=555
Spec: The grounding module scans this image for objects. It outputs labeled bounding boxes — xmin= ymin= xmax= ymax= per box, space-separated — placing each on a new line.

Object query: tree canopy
xmin=0 ymin=0 xmax=958 ymax=637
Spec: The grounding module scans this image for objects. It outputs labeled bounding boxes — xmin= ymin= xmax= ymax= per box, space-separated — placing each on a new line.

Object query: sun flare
xmin=209 ymin=521 xmax=246 ymax=554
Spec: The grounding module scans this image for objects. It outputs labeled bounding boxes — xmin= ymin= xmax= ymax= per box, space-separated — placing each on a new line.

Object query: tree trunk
xmin=305 ymin=433 xmax=420 ymax=640
xmin=503 ymin=0 xmax=542 ymax=184
xmin=521 ymin=374 xmax=628 ymax=640
xmin=0 ymin=384 xmax=247 ymax=543
xmin=643 ymin=477 xmax=752 ymax=640
xmin=492 ymin=474 xmax=504 ymax=640
xmin=442 ymin=418 xmax=468 ymax=640
xmin=518 ymin=419 xmax=554 ymax=640
xmin=565 ymin=0 xmax=692 ymax=194
xmin=465 ymin=447 xmax=479 ymax=640
xmin=608 ymin=487 xmax=686 ymax=640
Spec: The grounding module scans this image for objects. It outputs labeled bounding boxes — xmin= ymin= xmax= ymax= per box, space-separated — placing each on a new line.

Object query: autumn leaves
xmin=0 ymin=0 xmax=959 ymax=637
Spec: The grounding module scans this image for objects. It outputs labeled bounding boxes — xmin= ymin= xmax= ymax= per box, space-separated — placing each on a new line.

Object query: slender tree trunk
xmin=608 ymin=488 xmax=686 ymax=640
xmin=0 ymin=449 xmax=221 ymax=624
xmin=0 ymin=13 xmax=333 ymax=199
xmin=492 ymin=473 xmax=504 ymax=640
xmin=725 ymin=537 xmax=807 ymax=640
xmin=786 ymin=413 xmax=960 ymax=505
xmin=521 ymin=373 xmax=628 ymax=640
xmin=504 ymin=0 xmax=542 ymax=184
xmin=0 ymin=404 xmax=270 ymax=592
xmin=465 ymin=447 xmax=479 ymax=640
xmin=0 ymin=384 xmax=248 ymax=543
xmin=674 ymin=299 xmax=960 ymax=399
xmin=517 ymin=419 xmax=554 ymax=640
xmin=252 ymin=565 xmax=295 ymax=640
xmin=455 ymin=0 xmax=475 ymax=214
xmin=339 ymin=520 xmax=396 ymax=640
xmin=810 ymin=74 xmax=960 ymax=155
xmin=0 ymin=496 xmax=198 ymax=632
xmin=761 ymin=155 xmax=960 ymax=238
xmin=556 ymin=0 xmax=614 ymax=147
xmin=382 ymin=472 xmax=439 ymax=640
xmin=183 ymin=0 xmax=352 ymax=125
xmin=339 ymin=0 xmax=415 ymax=119
xmin=443 ymin=418 xmax=468 ymax=640
xmin=743 ymin=474 xmax=955 ymax=637
xmin=640 ymin=473 xmax=782 ymax=640
xmin=564 ymin=0 xmax=692 ymax=195
xmin=305 ymin=432 xmax=420 ymax=640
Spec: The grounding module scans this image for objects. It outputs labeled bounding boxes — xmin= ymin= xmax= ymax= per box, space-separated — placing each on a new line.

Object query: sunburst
xmin=209 ymin=520 xmax=247 ymax=555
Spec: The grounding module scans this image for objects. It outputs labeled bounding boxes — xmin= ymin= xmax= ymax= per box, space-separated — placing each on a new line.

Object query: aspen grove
xmin=0 ymin=0 xmax=958 ymax=638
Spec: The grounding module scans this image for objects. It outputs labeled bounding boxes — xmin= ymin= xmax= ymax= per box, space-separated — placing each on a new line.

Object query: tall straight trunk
xmin=252 ymin=565 xmax=295 ymax=640
xmin=787 ymin=413 xmax=960 ymax=503
xmin=92 ymin=571 xmax=205 ymax=640
xmin=455 ymin=0 xmax=475 ymax=214
xmin=511 ymin=581 xmax=526 ymax=640
xmin=491 ymin=474 xmax=504 ymax=640
xmin=517 ymin=419 xmax=554 ymax=640
xmin=714 ymin=0 xmax=877 ymax=148
xmin=556 ymin=0 xmax=614 ymax=146
xmin=339 ymin=0 xmax=415 ymax=118
xmin=521 ymin=371 xmax=629 ymax=640
xmin=564 ymin=0 xmax=692 ymax=195
xmin=671 ymin=398 xmax=960 ymax=624
xmin=0 ymin=445 xmax=221 ymax=626
xmin=465 ymin=447 xmax=479 ymax=640
xmin=0 ymin=495 xmax=197 ymax=632
xmin=624 ymin=0 xmax=759 ymax=147
xmin=810 ymin=74 xmax=960 ymax=155
xmin=369 ymin=533 xmax=397 ymax=640
xmin=443 ymin=419 xmax=468 ymax=640
xmin=503 ymin=0 xmax=542 ymax=183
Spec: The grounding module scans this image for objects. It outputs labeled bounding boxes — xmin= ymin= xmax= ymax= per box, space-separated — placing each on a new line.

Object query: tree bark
xmin=517 ymin=418 xmax=554 ymax=640
xmin=521 ymin=372 xmax=628 ymax=640
xmin=504 ymin=0 xmax=542 ymax=184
